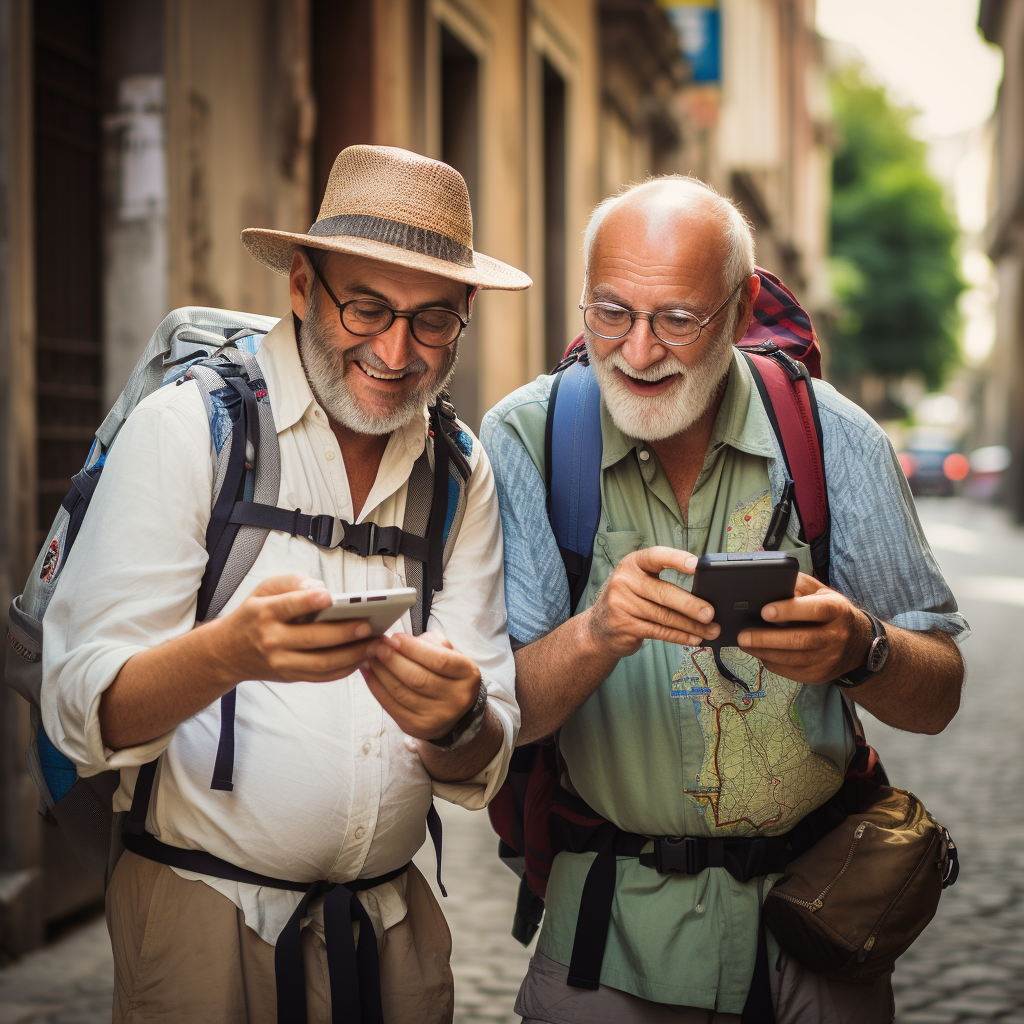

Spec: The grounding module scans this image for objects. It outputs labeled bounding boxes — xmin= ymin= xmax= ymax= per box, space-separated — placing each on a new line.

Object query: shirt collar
xmin=255 ymin=313 xmax=317 ymax=433
xmin=599 ymin=346 xmax=778 ymax=467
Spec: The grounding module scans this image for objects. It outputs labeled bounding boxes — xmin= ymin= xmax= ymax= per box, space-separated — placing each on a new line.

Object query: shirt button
xmin=362 ymin=741 xmax=371 ymax=754
xmin=354 ymin=825 xmax=366 ymax=839
xmin=695 ymin=903 xmax=704 ymax=914
xmin=638 ymin=449 xmax=650 ymax=462
xmin=325 ymin=450 xmax=335 ymax=461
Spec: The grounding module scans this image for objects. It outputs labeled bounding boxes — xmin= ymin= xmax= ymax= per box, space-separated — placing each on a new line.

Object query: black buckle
xmin=305 ymin=514 xmax=336 ymax=548
xmin=654 ymin=836 xmax=704 ymax=875
xmin=338 ymin=521 xmax=376 ymax=557
xmin=372 ymin=525 xmax=403 ymax=557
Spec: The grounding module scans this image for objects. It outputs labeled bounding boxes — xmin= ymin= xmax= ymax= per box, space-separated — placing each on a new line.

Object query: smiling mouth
xmin=614 ymin=367 xmax=681 ymax=394
xmin=355 ymin=360 xmax=412 ymax=382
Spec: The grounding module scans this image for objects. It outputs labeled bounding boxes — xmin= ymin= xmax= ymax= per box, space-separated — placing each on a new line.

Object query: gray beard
xmin=586 ymin=305 xmax=738 ymax=442
xmin=297 ymin=289 xmax=458 ymax=436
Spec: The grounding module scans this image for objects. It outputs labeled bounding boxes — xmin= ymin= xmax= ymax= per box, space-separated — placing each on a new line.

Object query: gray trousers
xmin=515 ymin=951 xmax=895 ymax=1024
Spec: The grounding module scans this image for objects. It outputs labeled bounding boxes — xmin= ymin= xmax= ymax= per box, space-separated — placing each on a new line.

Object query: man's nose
xmin=370 ymin=316 xmax=417 ymax=369
xmin=619 ymin=315 xmax=668 ymax=370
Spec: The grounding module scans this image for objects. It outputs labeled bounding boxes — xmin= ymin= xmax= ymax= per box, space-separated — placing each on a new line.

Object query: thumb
xmin=632 ymin=546 xmax=699 ymax=577
xmin=249 ymin=574 xmax=326 ymax=598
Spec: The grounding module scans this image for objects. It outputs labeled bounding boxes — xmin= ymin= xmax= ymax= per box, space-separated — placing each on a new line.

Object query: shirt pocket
xmin=591 ymin=530 xmax=646 ymax=583
xmin=781 ymin=537 xmax=814 ymax=578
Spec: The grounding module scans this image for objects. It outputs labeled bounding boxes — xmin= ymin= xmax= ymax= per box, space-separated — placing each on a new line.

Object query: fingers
xmin=738 ymin=626 xmax=823 ymax=653
xmin=249 ymin=574 xmax=323 ymax=598
xmin=416 ymin=631 xmax=454 ymax=651
xmin=645 ymin=576 xmax=715 ymax=626
xmin=761 ymin=589 xmax=844 ymax=626
xmin=369 ymin=633 xmax=463 ymax=678
xmin=631 ymin=546 xmax=699 ymax=578
xmin=280 ymin=618 xmax=374 ymax=650
xmin=269 ymin=639 xmax=377 ymax=681
xmin=260 ymin=585 xmax=333 ymax=623
xmin=628 ymin=592 xmax=720 ymax=646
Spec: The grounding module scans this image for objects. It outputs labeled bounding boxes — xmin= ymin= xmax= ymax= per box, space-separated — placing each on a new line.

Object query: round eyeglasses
xmin=311 ymin=264 xmax=468 ymax=348
xmin=580 ymin=281 xmax=743 ymax=347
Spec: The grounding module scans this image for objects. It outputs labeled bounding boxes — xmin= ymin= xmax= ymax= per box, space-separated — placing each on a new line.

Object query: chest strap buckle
xmin=654 ymin=836 xmax=704 ymax=875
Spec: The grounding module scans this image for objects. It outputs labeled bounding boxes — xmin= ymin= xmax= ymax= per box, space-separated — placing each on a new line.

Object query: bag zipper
xmin=856 ymin=830 xmax=940 ymax=962
xmin=772 ymin=822 xmax=867 ymax=911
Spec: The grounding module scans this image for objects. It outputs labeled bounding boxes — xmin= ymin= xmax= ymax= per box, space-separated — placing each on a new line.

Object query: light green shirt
xmin=501 ymin=352 xmax=853 ymax=1010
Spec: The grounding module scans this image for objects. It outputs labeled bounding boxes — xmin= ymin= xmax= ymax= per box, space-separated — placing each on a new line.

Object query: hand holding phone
xmin=691 ymin=552 xmax=799 ymax=648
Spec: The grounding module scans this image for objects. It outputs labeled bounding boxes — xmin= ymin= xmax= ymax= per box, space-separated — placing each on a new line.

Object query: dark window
xmin=311 ymin=0 xmax=374 ymax=208
xmin=34 ymin=0 xmax=103 ymax=541
xmin=543 ymin=59 xmax=567 ymax=371
xmin=440 ymin=28 xmax=480 ymax=430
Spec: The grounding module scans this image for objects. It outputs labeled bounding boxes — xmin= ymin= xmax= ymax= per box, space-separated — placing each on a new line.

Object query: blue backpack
xmin=5 ymin=306 xmax=472 ymax=883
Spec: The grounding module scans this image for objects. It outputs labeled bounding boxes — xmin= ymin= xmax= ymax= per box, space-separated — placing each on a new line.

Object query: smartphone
xmin=306 ymin=587 xmax=417 ymax=635
xmin=691 ymin=552 xmax=799 ymax=648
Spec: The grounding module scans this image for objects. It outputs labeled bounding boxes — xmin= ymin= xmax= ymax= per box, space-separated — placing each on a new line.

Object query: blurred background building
xmin=980 ymin=0 xmax=1024 ymax=519
xmin=0 ymin=0 xmax=829 ymax=953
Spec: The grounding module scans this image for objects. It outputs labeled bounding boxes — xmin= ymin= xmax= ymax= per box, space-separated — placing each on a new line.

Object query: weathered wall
xmin=165 ymin=0 xmax=313 ymax=318
xmin=0 ymin=0 xmax=44 ymax=957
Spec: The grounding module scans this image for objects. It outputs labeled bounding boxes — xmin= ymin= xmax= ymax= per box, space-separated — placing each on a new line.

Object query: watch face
xmin=867 ymin=635 xmax=889 ymax=673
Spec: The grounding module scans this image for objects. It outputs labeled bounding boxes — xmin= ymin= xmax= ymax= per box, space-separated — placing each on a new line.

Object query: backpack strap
xmin=544 ymin=358 xmax=603 ymax=613
xmin=741 ymin=346 xmax=831 ymax=583
xmin=200 ymin=391 xmax=472 ymax=791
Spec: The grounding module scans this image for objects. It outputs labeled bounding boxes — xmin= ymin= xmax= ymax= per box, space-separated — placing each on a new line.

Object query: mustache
xmin=605 ymin=348 xmax=687 ymax=382
xmin=343 ymin=340 xmax=429 ymax=376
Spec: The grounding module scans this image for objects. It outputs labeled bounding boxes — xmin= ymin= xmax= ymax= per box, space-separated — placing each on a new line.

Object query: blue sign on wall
xmin=661 ymin=1 xmax=721 ymax=85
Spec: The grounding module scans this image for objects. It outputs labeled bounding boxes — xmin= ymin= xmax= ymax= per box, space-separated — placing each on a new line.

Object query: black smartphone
xmin=691 ymin=551 xmax=800 ymax=648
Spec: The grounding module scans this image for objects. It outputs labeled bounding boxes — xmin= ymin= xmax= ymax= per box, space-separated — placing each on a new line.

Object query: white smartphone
xmin=307 ymin=587 xmax=417 ymax=635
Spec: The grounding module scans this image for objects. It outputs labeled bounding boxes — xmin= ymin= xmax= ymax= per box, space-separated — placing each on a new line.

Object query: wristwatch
xmin=426 ymin=681 xmax=488 ymax=751
xmin=834 ymin=610 xmax=889 ymax=689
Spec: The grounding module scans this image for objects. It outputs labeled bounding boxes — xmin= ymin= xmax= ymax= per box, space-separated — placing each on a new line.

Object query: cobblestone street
xmin=1 ymin=497 xmax=1022 ymax=1023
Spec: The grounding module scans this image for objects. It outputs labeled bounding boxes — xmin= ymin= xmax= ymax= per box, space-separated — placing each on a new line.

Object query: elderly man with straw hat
xmin=41 ymin=146 xmax=529 ymax=1023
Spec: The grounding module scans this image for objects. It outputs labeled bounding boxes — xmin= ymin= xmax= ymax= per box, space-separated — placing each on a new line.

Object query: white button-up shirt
xmin=41 ymin=314 xmax=519 ymax=943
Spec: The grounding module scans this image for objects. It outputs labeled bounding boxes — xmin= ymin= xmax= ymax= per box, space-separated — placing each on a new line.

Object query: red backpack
xmin=488 ymin=268 xmax=833 ymax=946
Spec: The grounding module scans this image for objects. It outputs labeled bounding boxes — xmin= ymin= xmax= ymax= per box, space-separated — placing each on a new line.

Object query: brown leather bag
xmin=764 ymin=779 xmax=957 ymax=983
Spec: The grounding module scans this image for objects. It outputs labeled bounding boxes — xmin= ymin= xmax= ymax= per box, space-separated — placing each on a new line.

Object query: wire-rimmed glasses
xmin=580 ymin=281 xmax=743 ymax=347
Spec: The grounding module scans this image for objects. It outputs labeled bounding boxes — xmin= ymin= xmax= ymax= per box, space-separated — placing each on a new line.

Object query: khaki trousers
xmin=106 ymin=850 xmax=454 ymax=1024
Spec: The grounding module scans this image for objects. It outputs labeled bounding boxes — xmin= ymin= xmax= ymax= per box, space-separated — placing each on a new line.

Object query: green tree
xmin=828 ymin=64 xmax=963 ymax=397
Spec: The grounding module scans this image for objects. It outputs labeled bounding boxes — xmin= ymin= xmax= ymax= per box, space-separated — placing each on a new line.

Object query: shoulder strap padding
xmin=203 ymin=352 xmax=281 ymax=620
xmin=96 ymin=307 xmax=277 ymax=451
xmin=404 ymin=401 xmax=472 ymax=635
xmin=545 ymin=360 xmax=603 ymax=612
xmin=743 ymin=350 xmax=831 ymax=583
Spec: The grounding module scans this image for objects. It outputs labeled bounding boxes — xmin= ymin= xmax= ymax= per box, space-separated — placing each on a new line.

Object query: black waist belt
xmin=122 ymin=829 xmax=408 ymax=1024
xmin=554 ymin=786 xmax=851 ymax=991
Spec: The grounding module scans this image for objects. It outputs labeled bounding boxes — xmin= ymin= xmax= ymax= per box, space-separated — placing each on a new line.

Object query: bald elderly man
xmin=480 ymin=176 xmax=967 ymax=1023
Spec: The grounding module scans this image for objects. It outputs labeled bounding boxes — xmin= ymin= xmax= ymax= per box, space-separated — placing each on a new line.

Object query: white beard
xmin=586 ymin=310 xmax=737 ymax=442
xmin=297 ymin=290 xmax=458 ymax=436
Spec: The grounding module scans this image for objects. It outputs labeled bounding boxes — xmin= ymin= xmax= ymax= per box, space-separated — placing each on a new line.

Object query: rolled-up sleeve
xmin=427 ymin=433 xmax=520 ymax=808
xmin=816 ymin=382 xmax=970 ymax=642
xmin=479 ymin=382 xmax=571 ymax=645
xmin=41 ymin=383 xmax=214 ymax=776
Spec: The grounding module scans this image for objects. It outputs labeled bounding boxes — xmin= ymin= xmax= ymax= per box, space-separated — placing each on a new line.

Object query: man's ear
xmin=467 ymin=286 xmax=478 ymax=318
xmin=733 ymin=273 xmax=760 ymax=344
xmin=289 ymin=249 xmax=314 ymax=320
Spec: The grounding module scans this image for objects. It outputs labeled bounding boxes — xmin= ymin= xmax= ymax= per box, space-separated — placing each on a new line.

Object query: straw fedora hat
xmin=242 ymin=145 xmax=531 ymax=291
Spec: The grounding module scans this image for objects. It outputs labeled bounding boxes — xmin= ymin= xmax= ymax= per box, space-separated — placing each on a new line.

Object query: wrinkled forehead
xmin=589 ymin=191 xmax=731 ymax=294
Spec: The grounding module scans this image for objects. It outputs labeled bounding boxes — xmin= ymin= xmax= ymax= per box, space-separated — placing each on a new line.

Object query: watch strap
xmin=834 ymin=611 xmax=887 ymax=689
xmin=426 ymin=681 xmax=488 ymax=751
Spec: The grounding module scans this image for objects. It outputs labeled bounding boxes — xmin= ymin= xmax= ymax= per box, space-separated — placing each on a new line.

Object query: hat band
xmin=307 ymin=214 xmax=474 ymax=268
